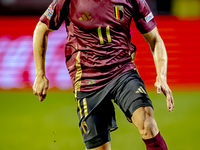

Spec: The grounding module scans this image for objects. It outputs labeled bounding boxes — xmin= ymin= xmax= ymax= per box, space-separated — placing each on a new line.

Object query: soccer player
xmin=33 ymin=0 xmax=174 ymax=149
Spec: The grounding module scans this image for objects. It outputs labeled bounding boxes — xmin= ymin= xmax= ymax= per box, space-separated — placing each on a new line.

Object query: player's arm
xmin=33 ymin=21 xmax=52 ymax=101
xmin=142 ymin=26 xmax=174 ymax=111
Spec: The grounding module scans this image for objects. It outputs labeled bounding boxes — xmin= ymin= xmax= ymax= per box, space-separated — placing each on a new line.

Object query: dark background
xmin=0 ymin=0 xmax=171 ymax=15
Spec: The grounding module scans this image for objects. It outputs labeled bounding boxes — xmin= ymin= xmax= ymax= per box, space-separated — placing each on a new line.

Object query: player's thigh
xmin=113 ymin=70 xmax=153 ymax=122
xmin=77 ymin=90 xmax=117 ymax=149
xmin=131 ymin=106 xmax=159 ymax=139
xmin=82 ymin=109 xmax=113 ymax=149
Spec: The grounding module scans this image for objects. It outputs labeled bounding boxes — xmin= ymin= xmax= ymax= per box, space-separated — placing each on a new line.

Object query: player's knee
xmin=135 ymin=117 xmax=149 ymax=134
xmin=141 ymin=118 xmax=158 ymax=139
xmin=132 ymin=107 xmax=158 ymax=139
xmin=144 ymin=117 xmax=154 ymax=133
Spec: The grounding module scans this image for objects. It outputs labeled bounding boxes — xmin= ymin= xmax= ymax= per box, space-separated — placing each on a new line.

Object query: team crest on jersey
xmin=114 ymin=5 xmax=124 ymax=20
xmin=44 ymin=5 xmax=54 ymax=20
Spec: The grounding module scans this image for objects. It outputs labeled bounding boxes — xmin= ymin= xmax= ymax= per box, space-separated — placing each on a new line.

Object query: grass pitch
xmin=0 ymin=90 xmax=199 ymax=150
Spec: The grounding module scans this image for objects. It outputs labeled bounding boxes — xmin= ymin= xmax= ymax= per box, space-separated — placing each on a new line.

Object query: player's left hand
xmin=155 ymin=76 xmax=174 ymax=112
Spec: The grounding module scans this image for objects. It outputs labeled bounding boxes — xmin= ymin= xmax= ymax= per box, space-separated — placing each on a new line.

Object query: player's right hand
xmin=33 ymin=75 xmax=49 ymax=102
xmin=154 ymin=76 xmax=174 ymax=112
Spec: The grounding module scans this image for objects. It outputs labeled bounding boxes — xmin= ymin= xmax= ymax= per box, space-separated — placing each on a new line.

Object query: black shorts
xmin=75 ymin=69 xmax=153 ymax=149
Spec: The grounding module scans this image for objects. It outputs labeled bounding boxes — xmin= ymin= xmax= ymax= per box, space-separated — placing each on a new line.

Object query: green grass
xmin=0 ymin=90 xmax=199 ymax=150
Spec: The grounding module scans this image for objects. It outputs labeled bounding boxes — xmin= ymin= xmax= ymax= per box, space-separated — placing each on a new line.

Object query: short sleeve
xmin=40 ymin=0 xmax=70 ymax=30
xmin=132 ymin=0 xmax=157 ymax=34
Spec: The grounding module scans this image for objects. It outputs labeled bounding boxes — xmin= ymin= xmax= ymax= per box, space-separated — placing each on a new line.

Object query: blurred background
xmin=0 ymin=0 xmax=200 ymax=150
xmin=0 ymin=0 xmax=200 ymax=15
xmin=0 ymin=0 xmax=200 ymax=89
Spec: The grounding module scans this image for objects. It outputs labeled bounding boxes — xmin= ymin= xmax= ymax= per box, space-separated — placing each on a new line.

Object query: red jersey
xmin=40 ymin=0 xmax=157 ymax=93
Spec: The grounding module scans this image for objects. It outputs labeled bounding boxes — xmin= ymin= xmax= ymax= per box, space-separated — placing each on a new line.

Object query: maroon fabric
xmin=39 ymin=0 xmax=157 ymax=92
xmin=143 ymin=132 xmax=168 ymax=150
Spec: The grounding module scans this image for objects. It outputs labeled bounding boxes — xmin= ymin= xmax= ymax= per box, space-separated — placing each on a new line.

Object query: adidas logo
xmin=135 ymin=86 xmax=147 ymax=94
xmin=86 ymin=80 xmax=95 ymax=85
xmin=79 ymin=12 xmax=92 ymax=20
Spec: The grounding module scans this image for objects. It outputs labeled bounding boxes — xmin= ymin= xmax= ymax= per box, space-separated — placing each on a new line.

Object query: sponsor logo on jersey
xmin=114 ymin=5 xmax=124 ymax=20
xmin=79 ymin=12 xmax=92 ymax=21
xmin=135 ymin=86 xmax=147 ymax=94
xmin=44 ymin=5 xmax=54 ymax=20
xmin=86 ymin=80 xmax=96 ymax=85
xmin=145 ymin=12 xmax=154 ymax=23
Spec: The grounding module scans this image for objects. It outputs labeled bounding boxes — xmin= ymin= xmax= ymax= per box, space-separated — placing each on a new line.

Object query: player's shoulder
xmin=131 ymin=0 xmax=151 ymax=11
xmin=131 ymin=0 xmax=148 ymax=5
xmin=50 ymin=0 xmax=70 ymax=9
xmin=51 ymin=0 xmax=69 ymax=5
